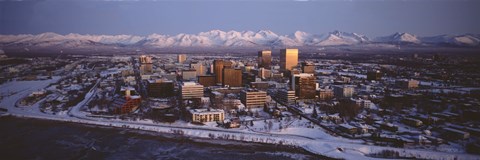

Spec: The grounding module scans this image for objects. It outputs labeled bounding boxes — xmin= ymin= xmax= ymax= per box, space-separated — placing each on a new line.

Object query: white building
xmin=181 ymin=82 xmax=204 ymax=100
xmin=189 ymin=108 xmax=224 ymax=122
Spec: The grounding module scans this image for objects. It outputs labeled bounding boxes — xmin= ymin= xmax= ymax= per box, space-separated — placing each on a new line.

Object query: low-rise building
xmin=443 ymin=127 xmax=470 ymax=140
xmin=240 ymin=89 xmax=267 ymax=109
xmin=189 ymin=108 xmax=225 ymax=123
xmin=396 ymin=79 xmax=419 ymax=89
xmin=318 ymin=88 xmax=334 ymax=101
xmin=402 ymin=117 xmax=423 ymax=127
xmin=338 ymin=124 xmax=357 ymax=135
xmin=111 ymin=96 xmax=141 ymax=114
xmin=276 ymin=89 xmax=295 ymax=105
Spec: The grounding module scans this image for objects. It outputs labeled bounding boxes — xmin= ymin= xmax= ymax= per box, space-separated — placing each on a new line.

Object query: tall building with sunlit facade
xmin=280 ymin=48 xmax=298 ymax=71
xmin=258 ymin=50 xmax=272 ymax=69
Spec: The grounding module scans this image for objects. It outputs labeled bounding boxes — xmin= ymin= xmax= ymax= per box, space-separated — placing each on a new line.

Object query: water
xmin=0 ymin=117 xmax=319 ymax=160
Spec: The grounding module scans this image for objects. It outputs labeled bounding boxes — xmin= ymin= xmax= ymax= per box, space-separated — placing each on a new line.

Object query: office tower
xmin=190 ymin=62 xmax=206 ymax=76
xmin=213 ymin=60 xmax=224 ymax=84
xmin=292 ymin=73 xmax=316 ymax=99
xmin=222 ymin=68 xmax=242 ymax=87
xmin=242 ymin=72 xmax=256 ymax=86
xmin=280 ymin=48 xmax=298 ymax=71
xmin=139 ymin=55 xmax=153 ymax=75
xmin=301 ymin=62 xmax=315 ymax=74
xmin=367 ymin=70 xmax=382 ymax=81
xmin=147 ymin=79 xmax=174 ymax=98
xmin=198 ymin=75 xmax=216 ymax=87
xmin=240 ymin=89 xmax=267 ymax=109
xmin=139 ymin=64 xmax=153 ymax=75
xmin=180 ymin=82 xmax=204 ymax=100
xmin=209 ymin=64 xmax=214 ymax=74
xmin=213 ymin=59 xmax=233 ymax=84
xmin=223 ymin=60 xmax=233 ymax=68
xmin=139 ymin=55 xmax=152 ymax=64
xmin=258 ymin=50 xmax=272 ymax=69
xmin=178 ymin=54 xmax=187 ymax=63
xmin=333 ymin=85 xmax=355 ymax=98
xmin=182 ymin=69 xmax=197 ymax=81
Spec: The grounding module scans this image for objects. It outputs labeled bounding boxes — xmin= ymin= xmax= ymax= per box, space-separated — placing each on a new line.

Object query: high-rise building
xmin=258 ymin=50 xmax=272 ymax=69
xmin=147 ymin=79 xmax=174 ymax=98
xmin=178 ymin=54 xmax=187 ymax=63
xmin=190 ymin=62 xmax=206 ymax=76
xmin=333 ymin=85 xmax=355 ymax=98
xmin=292 ymin=73 xmax=316 ymax=99
xmin=223 ymin=60 xmax=233 ymax=68
xmin=139 ymin=55 xmax=152 ymax=64
xmin=240 ymin=89 xmax=267 ymax=109
xmin=214 ymin=59 xmax=234 ymax=85
xmin=301 ymin=62 xmax=315 ymax=74
xmin=367 ymin=70 xmax=382 ymax=81
xmin=213 ymin=60 xmax=224 ymax=84
xmin=139 ymin=64 xmax=153 ymax=75
xmin=139 ymin=55 xmax=153 ymax=75
xmin=280 ymin=48 xmax=298 ymax=71
xmin=180 ymin=82 xmax=204 ymax=100
xmin=223 ymin=68 xmax=242 ymax=87
xmin=198 ymin=75 xmax=216 ymax=87
xmin=242 ymin=72 xmax=256 ymax=86
xmin=182 ymin=69 xmax=197 ymax=81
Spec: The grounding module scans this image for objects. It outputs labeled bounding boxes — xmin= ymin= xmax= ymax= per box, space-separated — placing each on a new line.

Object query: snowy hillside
xmin=374 ymin=32 xmax=421 ymax=44
xmin=0 ymin=30 xmax=479 ymax=48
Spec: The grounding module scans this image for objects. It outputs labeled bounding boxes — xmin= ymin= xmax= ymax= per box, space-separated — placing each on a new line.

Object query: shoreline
xmin=1 ymin=115 xmax=335 ymax=160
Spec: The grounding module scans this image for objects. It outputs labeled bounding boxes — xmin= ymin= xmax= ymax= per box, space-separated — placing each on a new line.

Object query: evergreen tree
xmin=312 ymin=106 xmax=318 ymax=118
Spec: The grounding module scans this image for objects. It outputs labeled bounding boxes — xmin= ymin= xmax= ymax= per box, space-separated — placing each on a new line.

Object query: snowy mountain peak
xmin=1 ymin=30 xmax=479 ymax=48
xmin=253 ymin=30 xmax=278 ymax=39
xmin=375 ymin=32 xmax=420 ymax=44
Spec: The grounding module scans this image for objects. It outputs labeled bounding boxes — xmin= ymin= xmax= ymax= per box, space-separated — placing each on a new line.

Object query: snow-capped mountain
xmin=420 ymin=34 xmax=480 ymax=46
xmin=374 ymin=32 xmax=421 ymax=44
xmin=317 ymin=30 xmax=370 ymax=46
xmin=0 ymin=30 xmax=478 ymax=49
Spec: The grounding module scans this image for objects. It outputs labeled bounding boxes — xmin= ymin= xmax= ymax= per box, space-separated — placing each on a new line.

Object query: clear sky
xmin=0 ymin=0 xmax=479 ymax=37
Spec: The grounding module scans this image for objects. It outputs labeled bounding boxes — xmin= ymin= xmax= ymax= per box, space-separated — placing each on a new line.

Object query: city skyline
xmin=1 ymin=1 xmax=480 ymax=159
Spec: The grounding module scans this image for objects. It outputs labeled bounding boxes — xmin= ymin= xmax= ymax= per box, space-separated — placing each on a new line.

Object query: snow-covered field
xmin=1 ymin=78 xmax=479 ymax=160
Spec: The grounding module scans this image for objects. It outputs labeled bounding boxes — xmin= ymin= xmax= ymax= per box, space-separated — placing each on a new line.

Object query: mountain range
xmin=0 ymin=30 xmax=479 ymax=49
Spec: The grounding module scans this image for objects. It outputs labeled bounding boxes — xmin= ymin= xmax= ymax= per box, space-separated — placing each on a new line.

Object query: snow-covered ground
xmin=1 ymin=78 xmax=479 ymax=160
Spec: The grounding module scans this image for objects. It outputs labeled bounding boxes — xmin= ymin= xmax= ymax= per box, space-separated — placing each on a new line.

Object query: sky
xmin=0 ymin=0 xmax=479 ymax=37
